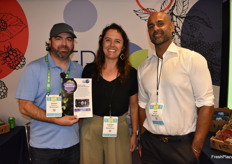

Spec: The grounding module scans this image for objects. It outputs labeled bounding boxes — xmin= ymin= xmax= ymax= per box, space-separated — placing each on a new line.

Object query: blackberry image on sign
xmin=62 ymin=94 xmax=74 ymax=116
xmin=61 ymin=78 xmax=77 ymax=116
xmin=75 ymin=99 xmax=89 ymax=107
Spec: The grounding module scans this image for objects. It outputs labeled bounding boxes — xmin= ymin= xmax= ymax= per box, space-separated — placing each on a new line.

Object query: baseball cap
xmin=50 ymin=23 xmax=77 ymax=38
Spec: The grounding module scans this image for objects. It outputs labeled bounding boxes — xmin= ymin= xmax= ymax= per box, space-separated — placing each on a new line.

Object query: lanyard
xmin=104 ymin=73 xmax=118 ymax=116
xmin=45 ymin=55 xmax=70 ymax=95
xmin=156 ymin=58 xmax=163 ymax=103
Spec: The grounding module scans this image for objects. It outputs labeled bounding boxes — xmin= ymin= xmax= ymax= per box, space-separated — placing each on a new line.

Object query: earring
xmin=172 ymin=32 xmax=175 ymax=38
xmin=120 ymin=53 xmax=125 ymax=60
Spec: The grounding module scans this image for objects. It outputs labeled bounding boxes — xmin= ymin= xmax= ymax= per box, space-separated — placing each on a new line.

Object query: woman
xmin=80 ymin=23 xmax=138 ymax=164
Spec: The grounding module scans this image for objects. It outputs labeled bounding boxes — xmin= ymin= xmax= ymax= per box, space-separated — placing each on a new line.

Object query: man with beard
xmin=138 ymin=12 xmax=214 ymax=163
xmin=16 ymin=23 xmax=83 ymax=164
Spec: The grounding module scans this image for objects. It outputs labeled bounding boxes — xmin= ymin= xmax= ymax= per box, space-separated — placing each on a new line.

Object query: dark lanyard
xmin=156 ymin=58 xmax=163 ymax=103
xmin=45 ymin=55 xmax=70 ymax=95
xmin=105 ymin=73 xmax=118 ymax=116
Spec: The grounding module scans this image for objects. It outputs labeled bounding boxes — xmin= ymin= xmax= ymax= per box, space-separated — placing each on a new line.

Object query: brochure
xmin=62 ymin=78 xmax=93 ymax=118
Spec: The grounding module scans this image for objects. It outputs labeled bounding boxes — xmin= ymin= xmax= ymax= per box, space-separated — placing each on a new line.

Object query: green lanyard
xmin=45 ymin=55 xmax=70 ymax=95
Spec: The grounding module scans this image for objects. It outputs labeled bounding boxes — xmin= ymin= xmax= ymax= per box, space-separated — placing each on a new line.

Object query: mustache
xmin=153 ymin=30 xmax=162 ymax=36
xmin=152 ymin=31 xmax=160 ymax=37
xmin=58 ymin=45 xmax=69 ymax=50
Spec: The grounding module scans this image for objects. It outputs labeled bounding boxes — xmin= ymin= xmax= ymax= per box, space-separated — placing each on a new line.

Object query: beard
xmin=50 ymin=45 xmax=74 ymax=60
xmin=150 ymin=31 xmax=172 ymax=46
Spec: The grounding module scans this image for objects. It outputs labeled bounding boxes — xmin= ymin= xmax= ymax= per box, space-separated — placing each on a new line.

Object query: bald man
xmin=137 ymin=12 xmax=214 ymax=164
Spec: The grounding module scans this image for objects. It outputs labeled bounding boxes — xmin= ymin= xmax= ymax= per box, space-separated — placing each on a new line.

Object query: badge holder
xmin=102 ymin=116 xmax=118 ymax=137
xmin=149 ymin=103 xmax=164 ymax=125
xmin=46 ymin=95 xmax=62 ymax=117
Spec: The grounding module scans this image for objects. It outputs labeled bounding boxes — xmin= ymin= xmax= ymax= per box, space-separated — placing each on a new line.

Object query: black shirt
xmin=82 ymin=63 xmax=138 ymax=116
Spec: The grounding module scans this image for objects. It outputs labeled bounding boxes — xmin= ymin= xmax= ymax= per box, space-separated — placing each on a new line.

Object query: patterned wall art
xmin=0 ymin=0 xmax=29 ymax=99
xmin=134 ymin=0 xmax=222 ymax=86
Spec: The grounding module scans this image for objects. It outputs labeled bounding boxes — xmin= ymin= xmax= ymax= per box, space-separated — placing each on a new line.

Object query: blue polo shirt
xmin=16 ymin=53 xmax=83 ymax=149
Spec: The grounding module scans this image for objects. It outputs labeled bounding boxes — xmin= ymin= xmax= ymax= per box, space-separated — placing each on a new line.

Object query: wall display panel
xmin=0 ymin=0 xmax=222 ymax=125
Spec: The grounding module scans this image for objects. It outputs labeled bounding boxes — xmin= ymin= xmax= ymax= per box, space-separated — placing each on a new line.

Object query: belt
xmin=147 ymin=131 xmax=194 ymax=143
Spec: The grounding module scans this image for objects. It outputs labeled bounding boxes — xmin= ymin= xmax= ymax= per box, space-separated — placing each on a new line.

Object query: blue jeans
xmin=30 ymin=143 xmax=80 ymax=164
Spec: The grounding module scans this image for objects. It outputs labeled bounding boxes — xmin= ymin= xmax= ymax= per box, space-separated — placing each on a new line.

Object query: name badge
xmin=149 ymin=103 xmax=164 ymax=125
xmin=102 ymin=116 xmax=118 ymax=137
xmin=46 ymin=95 xmax=62 ymax=117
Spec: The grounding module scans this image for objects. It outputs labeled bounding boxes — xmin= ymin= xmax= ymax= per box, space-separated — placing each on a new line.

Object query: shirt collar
xmin=166 ymin=42 xmax=178 ymax=54
xmin=151 ymin=42 xmax=178 ymax=59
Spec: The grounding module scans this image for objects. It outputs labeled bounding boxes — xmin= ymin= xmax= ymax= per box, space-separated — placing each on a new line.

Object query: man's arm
xmin=18 ymin=99 xmax=79 ymax=126
xmin=138 ymin=106 xmax=146 ymax=135
xmin=192 ymin=105 xmax=213 ymax=158
xmin=138 ymin=106 xmax=147 ymax=157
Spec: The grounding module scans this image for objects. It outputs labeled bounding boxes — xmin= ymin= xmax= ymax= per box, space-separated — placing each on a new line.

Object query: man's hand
xmin=55 ymin=115 xmax=79 ymax=126
xmin=130 ymin=133 xmax=137 ymax=152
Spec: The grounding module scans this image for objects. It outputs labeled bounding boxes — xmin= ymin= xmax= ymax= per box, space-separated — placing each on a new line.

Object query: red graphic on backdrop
xmin=0 ymin=13 xmax=27 ymax=42
xmin=0 ymin=0 xmax=28 ymax=79
xmin=0 ymin=0 xmax=29 ymax=99
xmin=136 ymin=0 xmax=174 ymax=14
xmin=1 ymin=44 xmax=26 ymax=70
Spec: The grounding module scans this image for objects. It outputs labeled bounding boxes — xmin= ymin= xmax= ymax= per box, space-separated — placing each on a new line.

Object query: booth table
xmin=0 ymin=126 xmax=30 ymax=164
xmin=200 ymin=132 xmax=232 ymax=164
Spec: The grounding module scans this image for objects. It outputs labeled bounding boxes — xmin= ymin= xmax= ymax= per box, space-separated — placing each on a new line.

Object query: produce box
xmin=0 ymin=119 xmax=10 ymax=135
xmin=210 ymin=120 xmax=232 ymax=154
xmin=209 ymin=107 xmax=232 ymax=132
